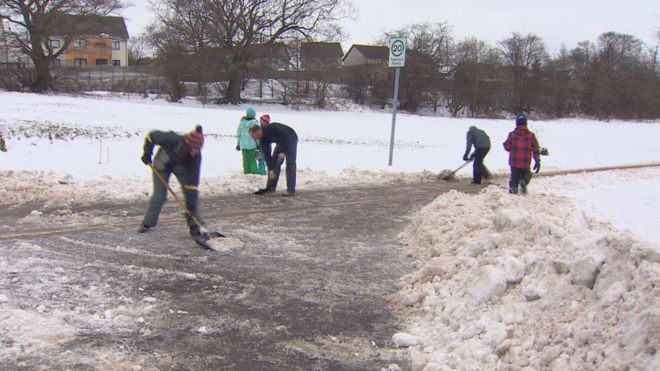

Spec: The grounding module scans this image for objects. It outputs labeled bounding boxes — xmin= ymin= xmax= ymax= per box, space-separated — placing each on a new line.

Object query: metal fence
xmin=51 ymin=66 xmax=166 ymax=94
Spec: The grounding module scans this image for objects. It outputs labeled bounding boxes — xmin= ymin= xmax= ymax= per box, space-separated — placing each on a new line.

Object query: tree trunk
xmin=32 ymin=57 xmax=54 ymax=93
xmin=225 ymin=68 xmax=243 ymax=104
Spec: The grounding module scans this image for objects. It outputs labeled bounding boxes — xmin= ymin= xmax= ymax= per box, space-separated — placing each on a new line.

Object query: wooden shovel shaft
xmin=150 ymin=164 xmax=204 ymax=229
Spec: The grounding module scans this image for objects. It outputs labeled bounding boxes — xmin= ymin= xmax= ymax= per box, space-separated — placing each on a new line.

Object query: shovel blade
xmin=192 ymin=231 xmax=226 ymax=250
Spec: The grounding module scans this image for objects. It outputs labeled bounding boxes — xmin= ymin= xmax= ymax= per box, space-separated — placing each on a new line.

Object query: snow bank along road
xmin=0 ymin=180 xmax=483 ymax=369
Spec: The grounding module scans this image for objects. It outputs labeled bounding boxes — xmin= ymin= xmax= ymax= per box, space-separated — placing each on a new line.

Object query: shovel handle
xmin=150 ymin=164 xmax=204 ymax=229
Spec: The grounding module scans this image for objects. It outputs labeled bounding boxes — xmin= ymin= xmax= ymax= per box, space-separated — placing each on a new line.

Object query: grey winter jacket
xmin=142 ymin=130 xmax=201 ymax=185
xmin=465 ymin=126 xmax=491 ymax=155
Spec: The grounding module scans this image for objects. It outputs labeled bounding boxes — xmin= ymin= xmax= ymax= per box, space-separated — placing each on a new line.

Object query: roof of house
xmin=343 ymin=44 xmax=389 ymax=61
xmin=301 ymin=42 xmax=344 ymax=60
xmin=245 ymin=42 xmax=289 ymax=59
xmin=51 ymin=14 xmax=129 ymax=39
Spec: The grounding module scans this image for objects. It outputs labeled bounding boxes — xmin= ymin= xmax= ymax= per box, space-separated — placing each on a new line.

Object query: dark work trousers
xmin=266 ymin=141 xmax=298 ymax=193
xmin=509 ymin=167 xmax=533 ymax=194
xmin=472 ymin=147 xmax=491 ymax=184
xmin=143 ymin=166 xmax=202 ymax=227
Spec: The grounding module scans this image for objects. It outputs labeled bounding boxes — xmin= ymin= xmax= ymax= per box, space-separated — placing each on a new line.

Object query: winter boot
xmin=282 ymin=191 xmax=295 ymax=197
xmin=254 ymin=188 xmax=275 ymax=195
xmin=520 ymin=179 xmax=528 ymax=195
xmin=138 ymin=224 xmax=151 ymax=233
xmin=508 ymin=182 xmax=518 ymax=194
xmin=189 ymin=225 xmax=199 ymax=237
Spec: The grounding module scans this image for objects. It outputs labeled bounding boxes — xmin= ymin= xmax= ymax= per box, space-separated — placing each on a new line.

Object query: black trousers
xmin=266 ymin=141 xmax=297 ymax=193
xmin=509 ymin=167 xmax=532 ymax=194
xmin=472 ymin=147 xmax=491 ymax=184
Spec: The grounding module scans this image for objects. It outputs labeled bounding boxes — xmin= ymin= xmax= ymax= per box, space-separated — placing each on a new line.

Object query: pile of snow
xmin=395 ymin=187 xmax=660 ymax=370
xmin=0 ymin=168 xmax=437 ymax=206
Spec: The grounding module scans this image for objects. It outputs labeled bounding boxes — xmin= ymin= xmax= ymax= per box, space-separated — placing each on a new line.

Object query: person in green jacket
xmin=236 ymin=107 xmax=259 ymax=174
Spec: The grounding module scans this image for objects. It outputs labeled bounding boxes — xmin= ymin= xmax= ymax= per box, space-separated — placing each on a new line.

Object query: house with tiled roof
xmin=48 ymin=14 xmax=130 ymax=68
xmin=342 ymin=44 xmax=390 ymax=66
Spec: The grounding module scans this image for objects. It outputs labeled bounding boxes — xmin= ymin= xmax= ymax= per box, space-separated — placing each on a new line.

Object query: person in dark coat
xmin=249 ymin=123 xmax=298 ymax=196
xmin=139 ymin=126 xmax=206 ymax=235
xmin=0 ymin=133 xmax=7 ymax=152
xmin=503 ymin=115 xmax=541 ymax=194
xmin=463 ymin=126 xmax=491 ymax=184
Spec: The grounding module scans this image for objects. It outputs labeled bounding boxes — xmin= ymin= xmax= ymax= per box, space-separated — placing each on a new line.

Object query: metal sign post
xmin=388 ymin=37 xmax=406 ymax=166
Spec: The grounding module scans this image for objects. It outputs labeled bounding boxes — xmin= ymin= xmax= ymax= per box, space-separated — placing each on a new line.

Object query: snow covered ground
xmin=537 ymin=167 xmax=660 ymax=248
xmin=1 ymin=91 xmax=659 ymax=180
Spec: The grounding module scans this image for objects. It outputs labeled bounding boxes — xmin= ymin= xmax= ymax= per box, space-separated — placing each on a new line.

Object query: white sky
xmin=122 ymin=0 xmax=659 ymax=53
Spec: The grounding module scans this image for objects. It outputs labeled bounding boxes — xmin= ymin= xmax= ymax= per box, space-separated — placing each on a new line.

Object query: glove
xmin=141 ymin=153 xmax=152 ymax=165
xmin=463 ymin=154 xmax=469 ymax=161
xmin=533 ymin=161 xmax=541 ymax=174
xmin=236 ymin=145 xmax=240 ymax=151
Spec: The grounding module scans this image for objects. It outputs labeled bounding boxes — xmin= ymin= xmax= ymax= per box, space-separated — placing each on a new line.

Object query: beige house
xmin=48 ymin=14 xmax=129 ymax=68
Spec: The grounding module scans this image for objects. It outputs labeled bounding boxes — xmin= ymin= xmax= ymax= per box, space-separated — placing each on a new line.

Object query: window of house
xmin=112 ymin=40 xmax=121 ymax=50
xmin=74 ymin=39 xmax=86 ymax=48
xmin=112 ymin=60 xmax=121 ymax=67
xmin=96 ymin=59 xmax=108 ymax=66
xmin=49 ymin=39 xmax=60 ymax=48
xmin=74 ymin=58 xmax=87 ymax=67
xmin=50 ymin=59 xmax=61 ymax=68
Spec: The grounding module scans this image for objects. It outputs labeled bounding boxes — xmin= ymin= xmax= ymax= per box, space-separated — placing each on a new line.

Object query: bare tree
xmin=498 ymin=32 xmax=548 ymax=112
xmin=445 ymin=37 xmax=501 ymax=116
xmin=149 ymin=0 xmax=212 ymax=102
xmin=150 ymin=0 xmax=350 ymax=104
xmin=128 ymin=35 xmax=150 ymax=66
xmin=0 ymin=0 xmax=123 ymax=92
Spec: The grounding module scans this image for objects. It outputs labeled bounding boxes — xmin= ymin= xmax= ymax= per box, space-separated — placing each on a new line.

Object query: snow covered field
xmin=1 ymin=91 xmax=659 ymax=180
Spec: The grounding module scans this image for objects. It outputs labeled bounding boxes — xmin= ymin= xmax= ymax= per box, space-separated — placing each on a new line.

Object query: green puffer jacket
xmin=236 ymin=117 xmax=258 ymax=150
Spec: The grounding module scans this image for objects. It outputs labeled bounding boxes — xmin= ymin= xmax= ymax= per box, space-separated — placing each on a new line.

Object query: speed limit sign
xmin=388 ymin=37 xmax=407 ymax=68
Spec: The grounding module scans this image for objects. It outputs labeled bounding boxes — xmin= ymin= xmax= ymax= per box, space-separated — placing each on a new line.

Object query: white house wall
xmin=343 ymin=50 xmax=366 ymax=67
xmin=111 ymin=39 xmax=128 ymax=67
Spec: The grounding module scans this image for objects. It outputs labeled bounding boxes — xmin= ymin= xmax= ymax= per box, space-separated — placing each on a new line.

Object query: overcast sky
xmin=122 ymin=0 xmax=659 ymax=53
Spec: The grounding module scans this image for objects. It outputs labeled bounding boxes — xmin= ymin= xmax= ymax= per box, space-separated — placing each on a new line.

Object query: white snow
xmin=536 ymin=167 xmax=660 ymax=249
xmin=395 ymin=187 xmax=660 ymax=370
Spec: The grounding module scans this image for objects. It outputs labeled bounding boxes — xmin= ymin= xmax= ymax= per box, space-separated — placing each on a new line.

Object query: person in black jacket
xmin=463 ymin=126 xmax=492 ymax=184
xmin=139 ymin=126 xmax=206 ymax=235
xmin=249 ymin=123 xmax=298 ymax=196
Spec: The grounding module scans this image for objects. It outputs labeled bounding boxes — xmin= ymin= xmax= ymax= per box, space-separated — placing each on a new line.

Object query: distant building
xmin=342 ymin=44 xmax=389 ymax=67
xmin=48 ymin=14 xmax=129 ymax=68
xmin=0 ymin=19 xmax=28 ymax=67
xmin=300 ymin=42 xmax=343 ymax=70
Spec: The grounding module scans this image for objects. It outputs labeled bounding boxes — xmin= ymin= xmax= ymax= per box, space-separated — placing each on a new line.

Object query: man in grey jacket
xmin=139 ymin=126 xmax=205 ymax=236
xmin=463 ymin=126 xmax=491 ymax=184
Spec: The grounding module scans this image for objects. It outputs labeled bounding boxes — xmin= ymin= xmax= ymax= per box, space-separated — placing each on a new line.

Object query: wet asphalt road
xmin=0 ymin=180 xmax=483 ymax=370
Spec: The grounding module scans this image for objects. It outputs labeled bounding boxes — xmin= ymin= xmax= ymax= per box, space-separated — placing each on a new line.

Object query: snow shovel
xmin=440 ymin=159 xmax=473 ymax=181
xmin=150 ymin=164 xmax=226 ymax=251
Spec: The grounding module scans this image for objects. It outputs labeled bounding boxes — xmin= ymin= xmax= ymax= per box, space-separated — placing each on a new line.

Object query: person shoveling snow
xmin=138 ymin=125 xmax=227 ymax=250
xmin=0 ymin=132 xmax=7 ymax=152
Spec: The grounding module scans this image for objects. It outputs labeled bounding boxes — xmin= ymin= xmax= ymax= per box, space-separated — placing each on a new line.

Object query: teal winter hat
xmin=246 ymin=107 xmax=256 ymax=119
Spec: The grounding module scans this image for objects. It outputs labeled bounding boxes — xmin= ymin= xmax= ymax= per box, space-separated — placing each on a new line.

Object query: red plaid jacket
xmin=503 ymin=126 xmax=540 ymax=169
